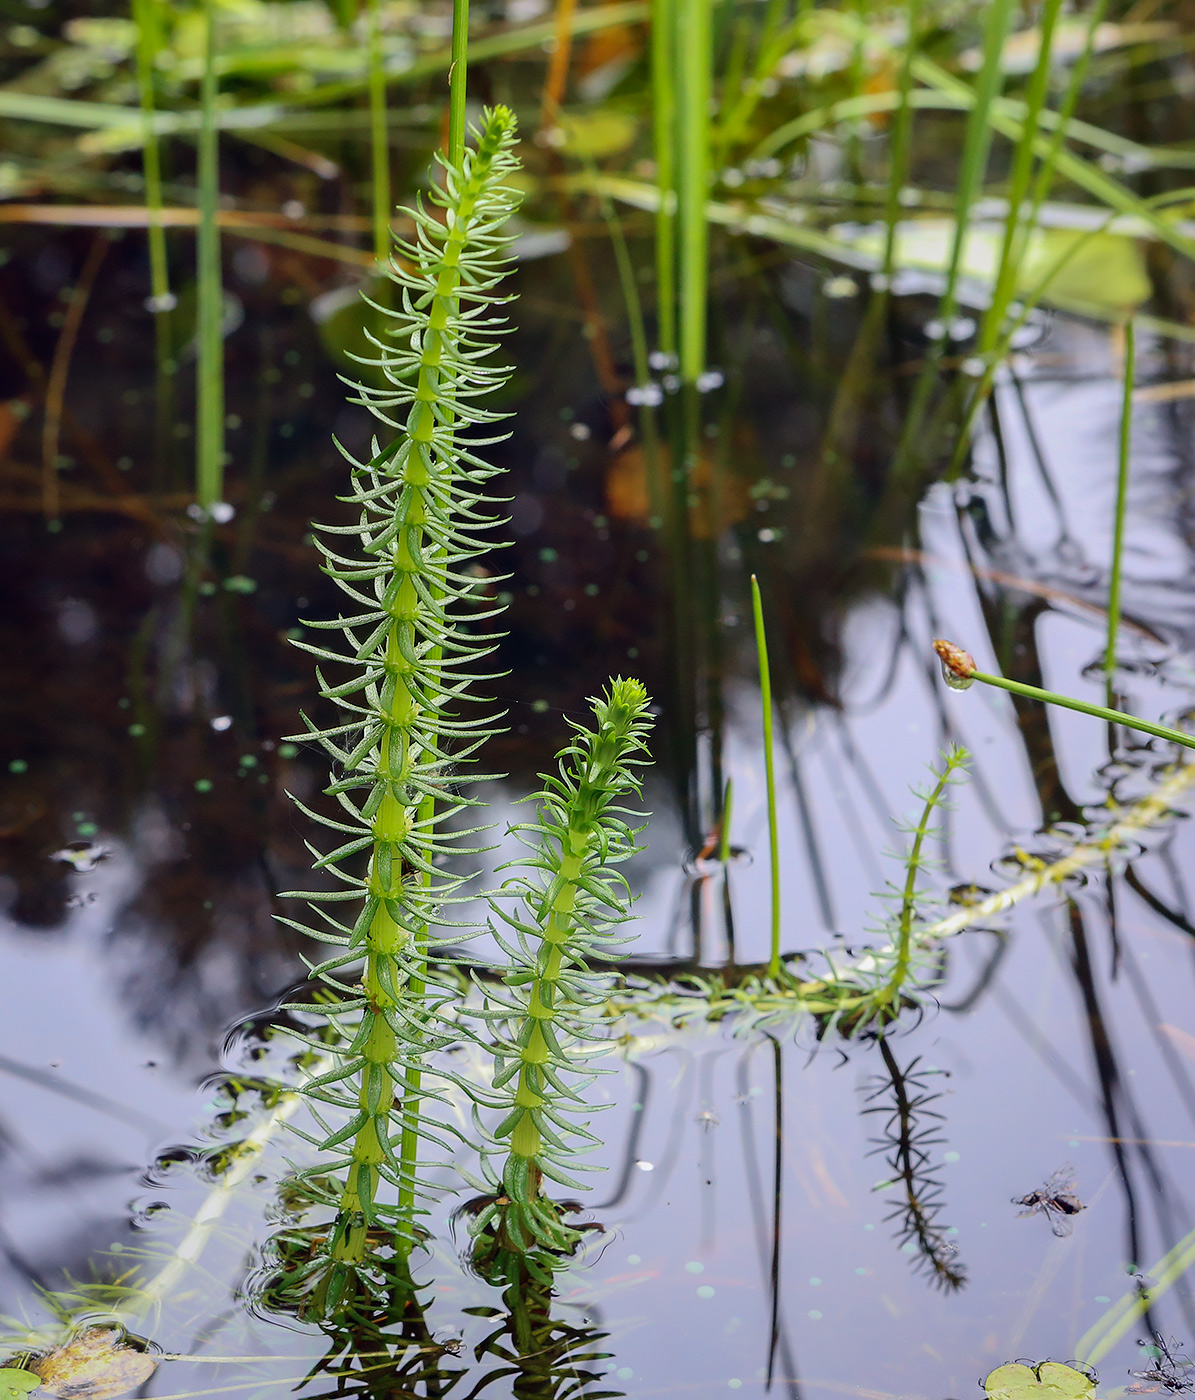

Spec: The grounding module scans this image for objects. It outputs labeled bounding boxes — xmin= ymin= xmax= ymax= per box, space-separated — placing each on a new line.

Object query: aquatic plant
xmin=864 ymin=1040 xmax=965 ymax=1291
xmin=933 ymin=641 xmax=1195 ymax=755
xmin=1106 ymin=321 xmax=1136 ymax=682
xmin=275 ymin=103 xmax=522 ymax=1294
xmin=750 ymin=575 xmax=782 ymax=980
xmin=850 ymin=744 xmax=970 ymax=1030
xmin=461 ymin=679 xmax=654 ymax=1253
xmin=195 ymin=0 xmax=224 ymax=514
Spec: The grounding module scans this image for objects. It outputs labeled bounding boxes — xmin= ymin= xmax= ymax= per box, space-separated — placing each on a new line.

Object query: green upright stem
xmin=449 ymin=0 xmax=470 ymax=168
xmin=196 ymin=0 xmax=224 ymax=511
xmin=979 ymin=0 xmax=1064 ymax=358
xmin=367 ymin=0 xmax=391 ymax=264
xmin=881 ymin=0 xmax=920 ymax=283
xmin=133 ymin=0 xmax=169 ymax=308
xmin=397 ymin=0 xmax=469 ymax=1245
xmin=336 ymin=113 xmax=516 ymax=1254
xmin=891 ymin=0 xmax=1015 ymax=479
xmin=651 ymin=0 xmax=677 ymax=359
xmin=751 ymin=576 xmax=782 ymax=979
xmin=496 ymin=681 xmax=653 ymax=1238
xmin=676 ymin=0 xmax=711 ymax=385
xmin=888 ymin=757 xmax=960 ymax=999
xmin=1106 ymin=320 xmax=1135 ymax=679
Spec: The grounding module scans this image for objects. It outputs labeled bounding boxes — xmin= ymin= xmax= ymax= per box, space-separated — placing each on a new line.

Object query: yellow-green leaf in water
xmin=984 ymin=1361 xmax=1096 ymax=1400
xmin=557 ymin=109 xmax=638 ymax=157
xmin=0 ymin=1369 xmax=40 ymax=1400
xmin=845 ymin=218 xmax=1149 ymax=317
xmin=31 ymin=1328 xmax=157 ymax=1400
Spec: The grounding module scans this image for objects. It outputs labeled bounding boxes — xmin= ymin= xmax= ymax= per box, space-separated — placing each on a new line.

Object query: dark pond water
xmin=3 ymin=213 xmax=1195 ymax=1400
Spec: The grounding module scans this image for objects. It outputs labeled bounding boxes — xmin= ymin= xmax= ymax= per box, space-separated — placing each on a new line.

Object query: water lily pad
xmin=31 ymin=1328 xmax=157 ymax=1400
xmin=984 ymin=1361 xmax=1096 ymax=1400
xmin=0 ymin=1369 xmax=40 ymax=1400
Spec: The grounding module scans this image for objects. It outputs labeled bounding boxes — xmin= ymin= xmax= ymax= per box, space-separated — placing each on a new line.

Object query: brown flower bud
xmin=933 ymin=639 xmax=977 ymax=691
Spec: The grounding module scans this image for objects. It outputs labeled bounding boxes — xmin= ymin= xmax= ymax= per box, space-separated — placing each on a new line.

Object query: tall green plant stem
xmin=132 ymin=0 xmax=169 ymax=313
xmin=676 ymin=0 xmax=711 ymax=385
xmin=503 ymin=692 xmax=648 ymax=1190
xmin=367 ymin=0 xmax=390 ymax=263
xmin=394 ymin=0 xmax=471 ymax=1244
xmin=1106 ymin=320 xmax=1135 ymax=678
xmin=891 ymin=0 xmax=1015 ymax=479
xmin=979 ymin=0 xmax=1063 ymax=359
xmin=869 ymin=747 xmax=968 ymax=1023
xmin=449 ymin=0 xmax=469 ymax=167
xmin=281 ymin=109 xmax=520 ymax=1297
xmin=473 ymin=680 xmax=654 ymax=1251
xmin=933 ymin=639 xmax=1195 ymax=754
xmin=650 ymin=0 xmax=676 ymax=359
xmin=880 ymin=0 xmax=920 ymax=281
xmin=751 ymin=576 xmax=781 ymax=978
xmin=196 ymin=0 xmax=224 ymax=511
xmin=355 ymin=121 xmax=510 ymax=1257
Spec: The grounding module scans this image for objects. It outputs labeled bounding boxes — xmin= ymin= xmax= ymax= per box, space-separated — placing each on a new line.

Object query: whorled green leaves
xmin=460 ymin=679 xmax=655 ymax=1252
xmin=276 ymin=105 xmax=522 ymax=1295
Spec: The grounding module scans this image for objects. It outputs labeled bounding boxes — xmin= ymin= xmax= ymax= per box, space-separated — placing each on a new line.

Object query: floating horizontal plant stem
xmin=933 ymin=639 xmax=1195 ymax=754
xmin=463 ymin=679 xmax=654 ymax=1253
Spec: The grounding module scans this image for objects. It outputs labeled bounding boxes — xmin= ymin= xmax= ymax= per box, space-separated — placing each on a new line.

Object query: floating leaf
xmin=31 ymin=1328 xmax=157 ymax=1400
xmin=0 ymin=1370 xmax=40 ymax=1400
xmin=984 ymin=1361 xmax=1097 ymax=1400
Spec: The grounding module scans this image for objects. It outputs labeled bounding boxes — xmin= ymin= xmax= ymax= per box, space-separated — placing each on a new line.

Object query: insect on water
xmin=1128 ymin=1337 xmax=1195 ymax=1395
xmin=1013 ymin=1166 xmax=1086 ymax=1236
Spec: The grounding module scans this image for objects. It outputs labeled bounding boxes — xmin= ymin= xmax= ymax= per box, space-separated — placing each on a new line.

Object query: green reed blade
xmin=196 ymin=0 xmax=225 ymax=511
xmin=980 ymin=0 xmax=1063 ymax=359
xmin=881 ymin=0 xmax=920 ymax=281
xmin=367 ymin=0 xmax=391 ymax=263
xmin=1074 ymin=1223 xmax=1195 ymax=1366
xmin=934 ymin=640 xmax=1195 ymax=754
xmin=912 ymin=54 xmax=1195 ymax=266
xmin=947 ymin=183 xmax=1194 ymax=481
xmin=132 ymin=0 xmax=169 ymax=311
xmin=676 ymin=0 xmax=711 ymax=384
xmin=718 ymin=777 xmax=733 ymax=865
xmin=751 ymin=576 xmax=782 ymax=979
xmin=890 ymin=0 xmax=1015 ymax=479
xmin=449 ymin=0 xmax=469 ymax=167
xmin=651 ymin=0 xmax=677 ymax=359
xmin=931 ymin=0 xmax=1015 ymax=335
xmin=1106 ymin=320 xmax=1135 ymax=678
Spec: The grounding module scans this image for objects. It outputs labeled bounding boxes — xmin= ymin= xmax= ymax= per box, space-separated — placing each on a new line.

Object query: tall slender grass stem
xmin=751 ymin=576 xmax=782 ymax=978
xmin=676 ymin=0 xmax=710 ymax=384
xmin=1106 ymin=320 xmax=1135 ymax=676
xmin=449 ymin=0 xmax=470 ymax=166
xmin=650 ymin=0 xmax=676 ymax=359
xmin=196 ymin=0 xmax=224 ymax=511
xmin=367 ymin=0 xmax=391 ymax=263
